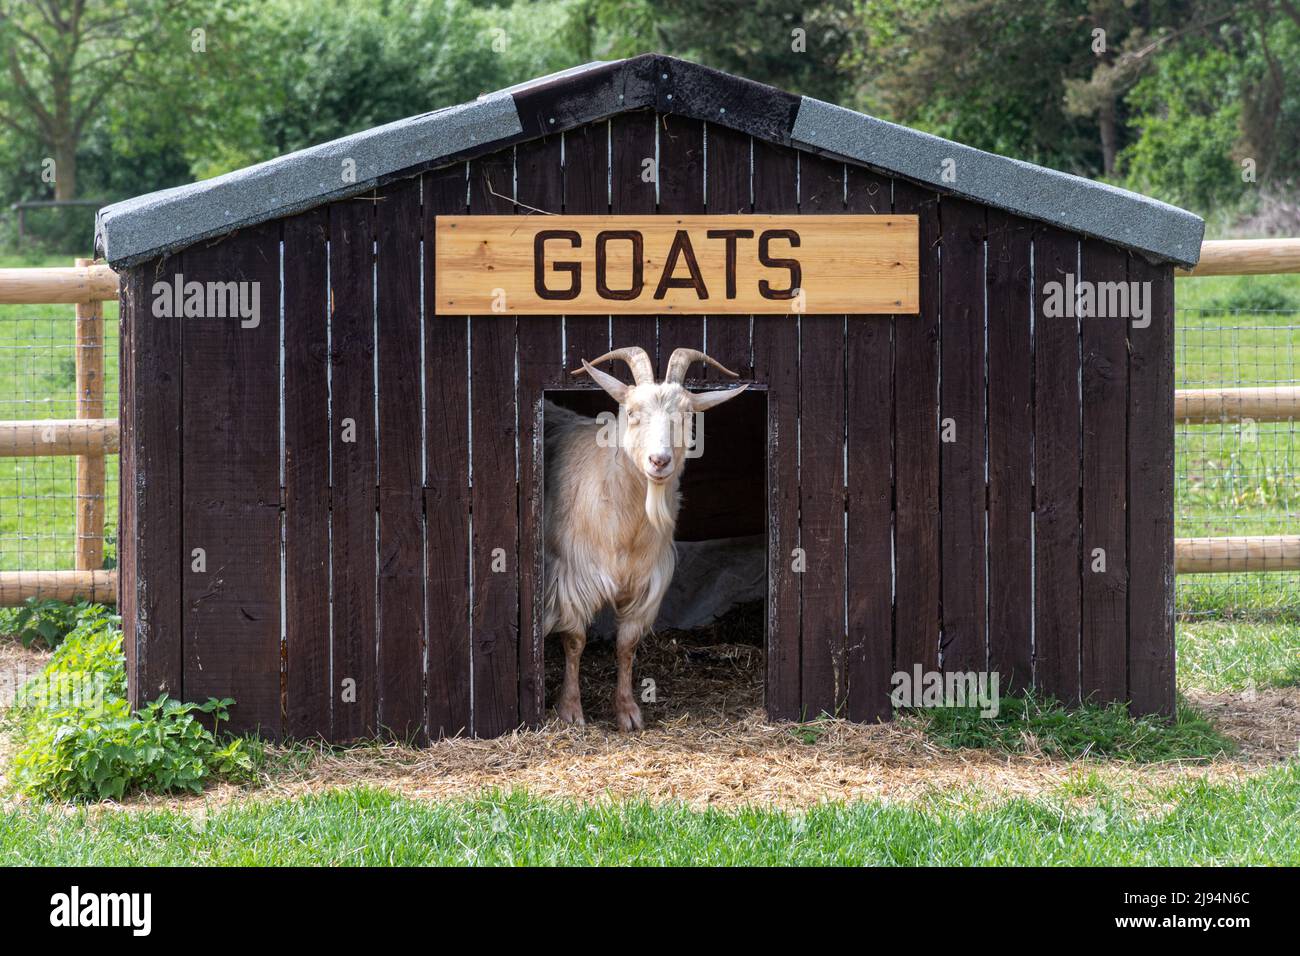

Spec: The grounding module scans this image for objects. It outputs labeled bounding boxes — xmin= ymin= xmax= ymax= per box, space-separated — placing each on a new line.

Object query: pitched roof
xmin=95 ymin=54 xmax=1203 ymax=268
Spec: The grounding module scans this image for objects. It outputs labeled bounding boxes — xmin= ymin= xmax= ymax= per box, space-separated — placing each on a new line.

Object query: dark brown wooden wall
xmin=120 ymin=110 xmax=1177 ymax=741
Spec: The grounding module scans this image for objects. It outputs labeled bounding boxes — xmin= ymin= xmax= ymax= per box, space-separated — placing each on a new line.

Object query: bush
xmin=1205 ymin=283 xmax=1297 ymax=314
xmin=7 ymin=604 xmax=260 ymax=802
xmin=0 ymin=597 xmax=88 ymax=650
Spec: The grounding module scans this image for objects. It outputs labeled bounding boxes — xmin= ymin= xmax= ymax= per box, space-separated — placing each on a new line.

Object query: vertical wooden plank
xmin=1080 ymin=240 xmax=1129 ymax=704
xmin=120 ymin=258 xmax=182 ymax=707
xmin=424 ymin=163 xmax=472 ymax=738
xmin=939 ymin=199 xmax=988 ymax=674
xmin=515 ymin=136 xmax=565 ymax=725
xmin=328 ymin=198 xmax=378 ymax=740
xmin=608 ymin=111 xmax=659 ymax=366
xmin=985 ymin=210 xmax=1034 ymax=693
xmin=796 ymin=150 xmax=846 ymax=717
xmin=844 ymin=165 xmax=894 ymax=723
xmin=283 ymin=207 xmax=331 ymax=738
xmin=118 ymin=264 xmax=137 ymax=695
xmin=892 ymin=180 xmax=941 ymax=677
xmin=375 ymin=177 xmax=425 ymax=739
xmin=181 ymin=224 xmax=282 ymax=737
xmin=703 ymin=124 xmax=752 ymax=378
xmin=74 ymin=257 xmax=105 ymax=571
xmin=562 ymin=124 xmax=610 ymax=370
xmin=751 ymin=139 xmax=801 ymax=720
xmin=656 ymin=114 xmax=705 ymax=367
xmin=1127 ymin=258 xmax=1175 ymax=717
xmin=468 ymin=148 xmax=520 ymax=737
xmin=1033 ymin=227 xmax=1082 ymax=704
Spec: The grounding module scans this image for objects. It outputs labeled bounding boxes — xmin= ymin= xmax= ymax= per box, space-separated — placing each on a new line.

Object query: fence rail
xmin=1 ymin=239 xmax=1298 ymax=605
xmin=1 ymin=257 xmax=115 ymax=604
xmin=1178 ymin=237 xmax=1300 ymax=277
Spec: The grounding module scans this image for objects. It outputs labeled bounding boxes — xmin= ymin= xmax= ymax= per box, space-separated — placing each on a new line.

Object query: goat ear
xmin=581 ymin=359 xmax=631 ymax=404
xmin=689 ymin=383 xmax=748 ymax=411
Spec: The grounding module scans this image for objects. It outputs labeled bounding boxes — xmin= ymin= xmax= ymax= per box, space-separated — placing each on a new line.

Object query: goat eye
xmin=627 ymin=414 xmax=640 ymax=425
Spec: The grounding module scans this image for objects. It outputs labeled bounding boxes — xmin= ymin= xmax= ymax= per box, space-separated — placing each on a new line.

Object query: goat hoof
xmin=556 ymin=698 xmax=585 ymax=726
xmin=615 ymin=701 xmax=644 ymax=732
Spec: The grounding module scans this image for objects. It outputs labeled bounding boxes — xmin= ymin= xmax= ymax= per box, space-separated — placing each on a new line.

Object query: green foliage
xmin=1203 ymin=282 xmax=1297 ymax=313
xmin=0 ymin=597 xmax=87 ymax=649
xmin=593 ymin=0 xmax=859 ymax=104
xmin=1120 ymin=43 xmax=1244 ymax=209
xmin=7 ymin=604 xmax=260 ymax=802
xmin=909 ymin=693 xmax=1234 ymax=762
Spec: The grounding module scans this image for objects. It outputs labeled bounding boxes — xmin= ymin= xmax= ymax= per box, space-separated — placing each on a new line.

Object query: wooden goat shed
xmin=97 ymin=56 xmax=1204 ymax=741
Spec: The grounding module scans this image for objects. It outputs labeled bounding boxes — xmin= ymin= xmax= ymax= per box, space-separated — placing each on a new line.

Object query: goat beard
xmin=644 ymin=477 xmax=676 ymax=534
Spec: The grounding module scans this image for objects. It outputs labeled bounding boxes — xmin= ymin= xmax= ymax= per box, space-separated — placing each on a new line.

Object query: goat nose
xmin=648 ymin=452 xmax=671 ymax=470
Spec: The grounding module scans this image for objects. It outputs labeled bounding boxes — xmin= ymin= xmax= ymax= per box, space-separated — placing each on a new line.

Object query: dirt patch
xmin=95 ymin=621 xmax=1299 ymax=813
xmin=1185 ymin=685 xmax=1300 ymax=764
xmin=0 ymin=640 xmax=50 ymax=709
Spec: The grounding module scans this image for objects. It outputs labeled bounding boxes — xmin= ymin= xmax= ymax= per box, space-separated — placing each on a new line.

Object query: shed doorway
xmin=541 ymin=387 xmax=768 ymax=727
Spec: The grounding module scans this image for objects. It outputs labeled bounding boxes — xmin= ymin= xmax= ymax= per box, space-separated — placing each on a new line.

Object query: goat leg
xmin=556 ymin=630 xmax=586 ymax=725
xmin=613 ymin=623 xmax=644 ymax=731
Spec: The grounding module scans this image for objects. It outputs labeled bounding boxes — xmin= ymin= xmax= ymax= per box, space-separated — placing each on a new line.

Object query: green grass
xmin=0 ymin=252 xmax=119 ymax=572
xmin=910 ymin=695 xmax=1235 ymax=762
xmin=1178 ymin=616 xmax=1300 ymax=693
xmin=2 ymin=768 xmax=1296 ymax=865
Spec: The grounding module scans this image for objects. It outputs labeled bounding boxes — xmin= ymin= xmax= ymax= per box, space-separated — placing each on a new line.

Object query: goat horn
xmin=663 ymin=348 xmax=739 ymax=384
xmin=569 ymin=346 xmax=655 ymax=386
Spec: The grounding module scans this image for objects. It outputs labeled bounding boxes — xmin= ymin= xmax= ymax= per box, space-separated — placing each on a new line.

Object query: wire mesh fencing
xmin=0 ymin=295 xmax=119 ymax=574
xmin=1176 ymin=308 xmax=1299 ymax=618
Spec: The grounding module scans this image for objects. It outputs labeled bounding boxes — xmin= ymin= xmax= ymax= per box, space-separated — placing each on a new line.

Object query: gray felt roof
xmin=96 ymin=54 xmax=1203 ymax=268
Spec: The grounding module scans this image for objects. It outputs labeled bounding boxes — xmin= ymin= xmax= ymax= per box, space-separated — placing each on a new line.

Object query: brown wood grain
xmin=751 ymin=139 xmax=802 ymax=720
xmin=424 ymin=163 xmax=473 ymax=738
xmin=434 ymin=214 xmax=919 ymax=316
xmin=561 ymin=124 xmax=611 ymax=371
xmin=985 ymin=210 xmax=1034 ymax=693
xmin=939 ymin=199 xmax=987 ymax=674
xmin=656 ymin=116 xmax=706 ymax=363
xmin=328 ymin=198 xmax=378 ymax=740
xmin=1127 ymin=258 xmax=1176 ymax=717
xmin=1033 ymin=227 xmax=1082 ymax=704
xmin=119 ymin=258 xmax=183 ymax=708
xmin=515 ymin=135 xmax=566 ymax=725
xmin=844 ymin=164 xmax=895 ymax=723
xmin=375 ymin=177 xmax=426 ymax=739
xmin=467 ymin=148 xmax=521 ymax=737
xmin=796 ymin=150 xmax=848 ymax=718
xmin=608 ymin=111 xmax=659 ymax=372
xmin=1080 ymin=239 xmax=1129 ymax=704
xmin=703 ymin=124 xmax=753 ymax=378
xmin=892 ymin=180 xmax=941 ymax=677
xmin=180 ymin=223 xmax=282 ymax=738
xmin=283 ymin=207 xmax=332 ymax=738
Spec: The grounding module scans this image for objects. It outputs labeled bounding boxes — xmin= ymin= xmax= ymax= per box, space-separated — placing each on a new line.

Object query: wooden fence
xmin=0 ymin=259 xmax=118 ymax=604
xmin=0 ymin=239 xmax=1297 ymax=606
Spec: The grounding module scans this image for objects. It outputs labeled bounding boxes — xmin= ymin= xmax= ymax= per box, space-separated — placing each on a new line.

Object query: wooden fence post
xmin=74 ymin=257 xmax=105 ymax=572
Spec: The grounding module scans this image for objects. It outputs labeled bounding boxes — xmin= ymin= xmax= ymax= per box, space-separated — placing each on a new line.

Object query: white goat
xmin=544 ymin=346 xmax=748 ymax=730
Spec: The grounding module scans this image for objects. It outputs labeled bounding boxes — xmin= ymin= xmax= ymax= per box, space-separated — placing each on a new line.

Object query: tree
xmin=0 ymin=0 xmax=216 ymax=200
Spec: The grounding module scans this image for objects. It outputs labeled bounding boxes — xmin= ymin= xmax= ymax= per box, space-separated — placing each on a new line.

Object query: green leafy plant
xmin=907 ymin=693 xmax=1234 ymax=763
xmin=0 ymin=597 xmax=87 ymax=649
xmin=8 ymin=603 xmax=261 ymax=802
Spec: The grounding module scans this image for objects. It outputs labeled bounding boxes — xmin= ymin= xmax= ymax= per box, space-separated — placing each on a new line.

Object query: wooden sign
xmin=434 ymin=215 xmax=918 ymax=315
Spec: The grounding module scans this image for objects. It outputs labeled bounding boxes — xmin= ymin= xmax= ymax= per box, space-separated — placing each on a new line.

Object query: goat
xmin=544 ymin=346 xmax=748 ymax=730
